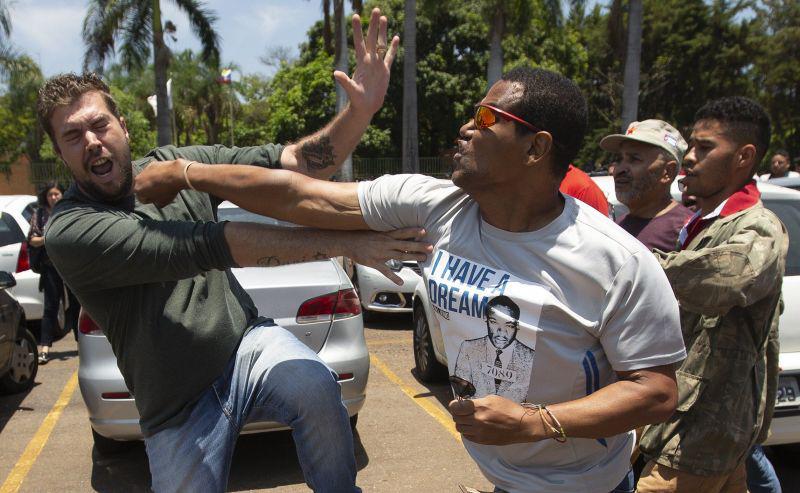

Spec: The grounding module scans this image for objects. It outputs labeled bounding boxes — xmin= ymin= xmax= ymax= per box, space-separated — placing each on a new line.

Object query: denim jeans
xmin=144 ymin=323 xmax=360 ymax=493
xmin=746 ymin=445 xmax=782 ymax=493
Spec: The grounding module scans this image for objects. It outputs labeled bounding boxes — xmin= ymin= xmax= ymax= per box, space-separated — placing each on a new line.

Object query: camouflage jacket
xmin=639 ymin=202 xmax=787 ymax=476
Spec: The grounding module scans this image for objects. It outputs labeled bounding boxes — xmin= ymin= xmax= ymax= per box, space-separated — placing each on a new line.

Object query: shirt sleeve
xmin=598 ymin=251 xmax=686 ymax=371
xmin=45 ymin=206 xmax=236 ymax=292
xmin=144 ymin=144 xmax=285 ymax=169
xmin=357 ymin=174 xmax=454 ymax=232
xmin=655 ymin=210 xmax=787 ymax=316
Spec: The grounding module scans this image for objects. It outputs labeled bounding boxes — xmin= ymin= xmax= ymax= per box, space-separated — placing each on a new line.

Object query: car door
xmin=0 ymin=213 xmax=26 ymax=274
xmin=0 ymin=273 xmax=18 ymax=371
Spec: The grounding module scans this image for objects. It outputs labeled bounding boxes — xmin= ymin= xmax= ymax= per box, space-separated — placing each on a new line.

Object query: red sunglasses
xmin=474 ymin=104 xmax=540 ymax=133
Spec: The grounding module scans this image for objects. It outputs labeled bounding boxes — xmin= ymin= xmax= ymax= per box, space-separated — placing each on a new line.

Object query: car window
xmin=21 ymin=202 xmax=36 ymax=223
xmin=763 ymin=199 xmax=800 ymax=276
xmin=0 ymin=213 xmax=24 ymax=247
xmin=216 ymin=207 xmax=297 ymax=228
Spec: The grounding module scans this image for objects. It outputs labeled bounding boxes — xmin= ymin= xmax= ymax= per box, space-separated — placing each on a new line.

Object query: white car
xmin=353 ymin=261 xmax=421 ymax=318
xmin=0 ymin=195 xmax=51 ymax=327
xmin=411 ymin=176 xmax=800 ymax=445
xmin=78 ymin=203 xmax=370 ymax=453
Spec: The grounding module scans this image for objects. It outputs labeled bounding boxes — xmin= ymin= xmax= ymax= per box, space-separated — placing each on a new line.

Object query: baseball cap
xmin=600 ymin=119 xmax=688 ymax=165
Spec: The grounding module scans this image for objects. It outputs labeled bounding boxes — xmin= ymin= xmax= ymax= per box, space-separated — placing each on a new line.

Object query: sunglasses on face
xmin=449 ymin=375 xmax=476 ymax=400
xmin=473 ymin=104 xmax=563 ymax=150
xmin=474 ymin=104 xmax=540 ymax=132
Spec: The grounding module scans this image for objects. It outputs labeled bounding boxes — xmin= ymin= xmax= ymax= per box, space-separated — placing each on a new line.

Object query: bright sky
xmin=7 ymin=0 xmax=326 ymax=78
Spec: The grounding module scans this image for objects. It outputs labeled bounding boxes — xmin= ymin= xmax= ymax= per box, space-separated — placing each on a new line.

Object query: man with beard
xmin=38 ymin=9 xmax=432 ymax=493
xmin=637 ymin=97 xmax=788 ymax=493
xmin=602 ymin=120 xmax=692 ymax=251
xmin=136 ymin=66 xmax=685 ymax=493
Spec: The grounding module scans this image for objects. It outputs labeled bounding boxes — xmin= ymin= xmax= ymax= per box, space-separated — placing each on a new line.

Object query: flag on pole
xmin=218 ymin=68 xmax=232 ymax=84
xmin=147 ymin=78 xmax=173 ymax=116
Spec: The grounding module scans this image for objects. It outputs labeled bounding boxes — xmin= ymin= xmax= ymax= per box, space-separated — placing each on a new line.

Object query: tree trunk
xmin=621 ymin=0 xmax=643 ymax=131
xmin=152 ymin=0 xmax=172 ymax=146
xmin=334 ymin=0 xmax=353 ymax=181
xmin=487 ymin=7 xmax=505 ymax=88
xmin=323 ymin=0 xmax=333 ymax=55
xmin=402 ymin=0 xmax=419 ymax=174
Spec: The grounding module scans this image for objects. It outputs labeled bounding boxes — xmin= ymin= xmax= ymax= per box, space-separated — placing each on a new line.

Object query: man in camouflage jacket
xmin=638 ymin=97 xmax=788 ymax=493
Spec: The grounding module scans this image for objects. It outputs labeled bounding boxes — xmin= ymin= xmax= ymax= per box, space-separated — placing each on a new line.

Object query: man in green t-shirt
xmin=36 ymin=9 xmax=428 ymax=493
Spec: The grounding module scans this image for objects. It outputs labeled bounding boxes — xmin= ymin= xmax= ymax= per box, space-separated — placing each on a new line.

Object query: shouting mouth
xmin=89 ymin=156 xmax=114 ymax=178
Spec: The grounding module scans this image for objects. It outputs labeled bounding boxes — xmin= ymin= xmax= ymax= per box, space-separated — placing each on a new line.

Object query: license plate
xmin=776 ymin=375 xmax=800 ymax=407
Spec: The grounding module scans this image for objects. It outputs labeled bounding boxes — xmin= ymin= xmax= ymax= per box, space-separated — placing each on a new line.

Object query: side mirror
xmin=0 ymin=271 xmax=17 ymax=289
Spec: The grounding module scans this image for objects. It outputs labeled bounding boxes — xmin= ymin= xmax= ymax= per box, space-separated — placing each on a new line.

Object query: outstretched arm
xmin=134 ymin=159 xmax=367 ymax=230
xmin=280 ymin=8 xmax=399 ymax=180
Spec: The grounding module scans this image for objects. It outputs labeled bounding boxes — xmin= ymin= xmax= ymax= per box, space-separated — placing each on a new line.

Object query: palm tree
xmin=483 ymin=0 xmax=555 ymax=88
xmin=402 ymin=0 xmax=419 ymax=174
xmin=0 ymin=0 xmax=14 ymax=72
xmin=620 ymin=0 xmax=643 ymax=130
xmin=83 ymin=0 xmax=220 ymax=147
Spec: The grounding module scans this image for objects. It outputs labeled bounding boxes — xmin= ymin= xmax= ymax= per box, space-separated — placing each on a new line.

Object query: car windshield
xmin=763 ymin=198 xmax=800 ymax=276
xmin=216 ymin=207 xmax=297 ymax=228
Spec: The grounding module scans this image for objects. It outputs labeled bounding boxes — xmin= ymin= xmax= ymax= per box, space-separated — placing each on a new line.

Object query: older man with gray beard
xmin=602 ymin=120 xmax=692 ymax=251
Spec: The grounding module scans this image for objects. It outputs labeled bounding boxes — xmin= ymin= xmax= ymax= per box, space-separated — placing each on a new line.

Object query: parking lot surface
xmin=1 ymin=314 xmax=798 ymax=492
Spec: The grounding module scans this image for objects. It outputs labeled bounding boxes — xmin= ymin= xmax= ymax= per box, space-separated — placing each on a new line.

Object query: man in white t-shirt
xmin=134 ymin=66 xmax=686 ymax=493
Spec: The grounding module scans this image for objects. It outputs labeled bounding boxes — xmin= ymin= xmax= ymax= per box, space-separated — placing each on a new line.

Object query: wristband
xmin=183 ymin=161 xmax=197 ymax=191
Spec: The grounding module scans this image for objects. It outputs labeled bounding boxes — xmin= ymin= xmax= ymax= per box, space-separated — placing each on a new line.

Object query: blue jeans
xmin=746 ymin=445 xmax=782 ymax=493
xmin=144 ymin=324 xmax=360 ymax=493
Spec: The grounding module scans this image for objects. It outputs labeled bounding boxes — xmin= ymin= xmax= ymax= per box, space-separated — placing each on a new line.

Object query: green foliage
xmin=0 ymin=55 xmax=44 ymax=165
xmin=110 ymin=86 xmax=157 ymax=158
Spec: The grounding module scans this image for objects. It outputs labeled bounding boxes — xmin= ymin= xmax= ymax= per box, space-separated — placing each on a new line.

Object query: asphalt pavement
xmin=1 ymin=314 xmax=799 ymax=492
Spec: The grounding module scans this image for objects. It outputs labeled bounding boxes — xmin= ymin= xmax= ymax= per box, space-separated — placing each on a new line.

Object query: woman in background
xmin=27 ymin=181 xmax=80 ymax=364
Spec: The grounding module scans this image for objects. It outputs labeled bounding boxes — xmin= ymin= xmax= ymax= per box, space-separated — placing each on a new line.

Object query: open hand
xmin=334 ymin=8 xmax=399 ymax=117
xmin=350 ymin=228 xmax=431 ymax=285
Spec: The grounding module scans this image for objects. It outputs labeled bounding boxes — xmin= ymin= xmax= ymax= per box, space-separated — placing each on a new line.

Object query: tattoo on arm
xmin=256 ymin=252 xmax=330 ymax=267
xmin=300 ymin=135 xmax=336 ymax=171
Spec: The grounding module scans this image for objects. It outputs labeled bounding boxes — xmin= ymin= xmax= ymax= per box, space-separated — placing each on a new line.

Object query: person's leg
xmin=144 ymin=364 xmax=239 ymax=493
xmin=222 ymin=323 xmax=360 ymax=493
xmin=38 ymin=267 xmax=62 ymax=361
xmin=636 ymin=460 xmax=731 ymax=493
xmin=746 ymin=444 xmax=782 ymax=493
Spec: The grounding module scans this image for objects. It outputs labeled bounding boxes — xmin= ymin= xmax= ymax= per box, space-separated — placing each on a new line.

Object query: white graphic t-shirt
xmin=358 ymin=175 xmax=685 ymax=493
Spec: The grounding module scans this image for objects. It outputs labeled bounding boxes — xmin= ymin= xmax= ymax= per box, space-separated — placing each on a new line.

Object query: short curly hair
xmin=37 ymin=72 xmax=120 ymax=145
xmin=694 ymin=96 xmax=771 ymax=164
xmin=501 ymin=67 xmax=588 ymax=177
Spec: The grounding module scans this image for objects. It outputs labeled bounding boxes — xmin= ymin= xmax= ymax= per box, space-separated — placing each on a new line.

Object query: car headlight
xmin=385 ymin=259 xmax=403 ymax=272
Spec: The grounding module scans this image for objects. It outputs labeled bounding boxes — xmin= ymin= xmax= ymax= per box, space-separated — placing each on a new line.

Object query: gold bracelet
xmin=183 ymin=160 xmax=197 ymax=191
xmin=541 ymin=405 xmax=567 ymax=443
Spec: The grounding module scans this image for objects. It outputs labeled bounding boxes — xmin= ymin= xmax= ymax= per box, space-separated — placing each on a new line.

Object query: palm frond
xmin=120 ymin=2 xmax=153 ymax=70
xmin=174 ymin=0 xmax=220 ymax=63
xmin=0 ymin=0 xmax=12 ymax=39
xmin=82 ymin=0 xmax=137 ymax=73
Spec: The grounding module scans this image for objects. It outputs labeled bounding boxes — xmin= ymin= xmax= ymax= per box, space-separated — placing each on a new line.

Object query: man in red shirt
xmin=559 ymin=164 xmax=609 ymax=216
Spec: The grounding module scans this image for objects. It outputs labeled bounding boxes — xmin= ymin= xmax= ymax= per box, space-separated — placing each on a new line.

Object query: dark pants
xmin=746 ymin=445 xmax=782 ymax=493
xmin=39 ymin=264 xmax=81 ymax=347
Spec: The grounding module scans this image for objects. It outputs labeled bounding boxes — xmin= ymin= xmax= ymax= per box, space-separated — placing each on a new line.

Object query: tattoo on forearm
xmin=257 ymin=252 xmax=330 ymax=267
xmin=300 ymin=135 xmax=336 ymax=170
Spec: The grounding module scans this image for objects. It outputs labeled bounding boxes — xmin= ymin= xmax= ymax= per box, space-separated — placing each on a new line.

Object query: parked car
xmin=0 ymin=270 xmax=38 ymax=394
xmin=767 ymin=176 xmax=800 ymax=192
xmin=411 ymin=177 xmax=800 ymax=445
xmin=0 ymin=195 xmax=60 ymax=331
xmin=77 ymin=202 xmax=369 ymax=453
xmin=353 ymin=261 xmax=421 ymax=318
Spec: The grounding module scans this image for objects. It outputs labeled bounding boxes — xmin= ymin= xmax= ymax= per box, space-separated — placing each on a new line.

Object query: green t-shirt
xmin=46 ymin=144 xmax=283 ymax=436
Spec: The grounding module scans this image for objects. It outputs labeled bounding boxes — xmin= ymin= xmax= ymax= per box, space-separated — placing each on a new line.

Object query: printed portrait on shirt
xmin=424 ymin=249 xmax=545 ymax=403
xmin=453 ymin=296 xmax=535 ymax=403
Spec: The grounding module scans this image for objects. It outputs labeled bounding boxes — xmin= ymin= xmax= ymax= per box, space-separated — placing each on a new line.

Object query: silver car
xmin=78 ymin=202 xmax=369 ymax=453
xmin=353 ymin=261 xmax=421 ymax=318
xmin=411 ymin=177 xmax=800 ymax=446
